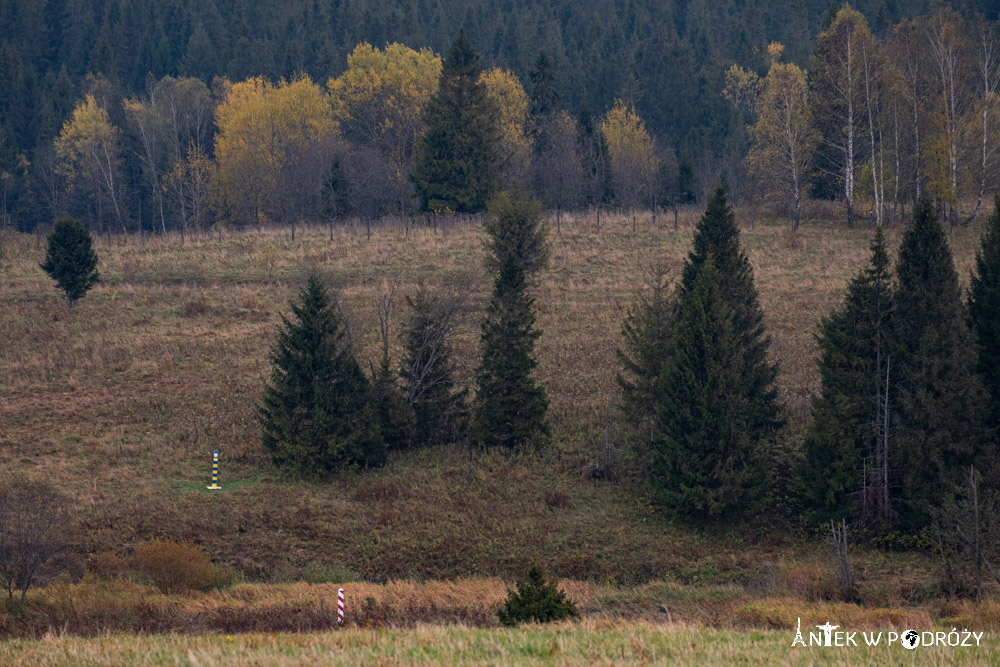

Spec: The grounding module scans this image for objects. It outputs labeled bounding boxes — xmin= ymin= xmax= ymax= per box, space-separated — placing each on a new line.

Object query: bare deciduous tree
xmin=830 ymin=519 xmax=859 ymax=603
xmin=929 ymin=466 xmax=1000 ymax=601
xmin=0 ymin=478 xmax=70 ymax=602
xmin=400 ymin=281 xmax=471 ymax=447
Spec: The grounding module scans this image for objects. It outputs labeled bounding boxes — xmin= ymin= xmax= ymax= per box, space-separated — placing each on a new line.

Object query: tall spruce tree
xmin=651 ymin=255 xmax=764 ymax=519
xmin=259 ymin=275 xmax=386 ymax=476
xmin=894 ymin=199 xmax=986 ymax=526
xmin=681 ymin=186 xmax=783 ymax=443
xmin=473 ymin=250 xmax=549 ymax=449
xmin=411 ymin=32 xmax=500 ymax=213
xmin=798 ymin=229 xmax=895 ymax=527
xmin=482 ymin=189 xmax=549 ymax=278
xmin=638 ymin=185 xmax=780 ymax=519
xmin=969 ymin=195 xmax=1000 ymax=432
xmin=40 ymin=217 xmax=99 ymax=308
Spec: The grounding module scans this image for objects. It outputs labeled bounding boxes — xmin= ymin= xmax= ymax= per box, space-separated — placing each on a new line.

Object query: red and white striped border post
xmin=337 ymin=588 xmax=345 ymax=625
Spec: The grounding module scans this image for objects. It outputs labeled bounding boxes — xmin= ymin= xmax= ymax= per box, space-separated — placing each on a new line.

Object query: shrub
xmin=497 ymin=564 xmax=578 ymax=626
xmin=180 ymin=297 xmax=210 ymax=317
xmin=135 ymin=540 xmax=225 ymax=594
xmin=86 ymin=551 xmax=129 ymax=580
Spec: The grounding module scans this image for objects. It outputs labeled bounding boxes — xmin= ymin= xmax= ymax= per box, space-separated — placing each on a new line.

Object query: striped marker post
xmin=337 ymin=588 xmax=345 ymax=625
xmin=206 ymin=449 xmax=221 ymax=490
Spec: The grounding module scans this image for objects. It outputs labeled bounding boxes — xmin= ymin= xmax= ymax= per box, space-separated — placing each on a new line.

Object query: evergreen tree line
xmin=619 ymin=185 xmax=1000 ymax=535
xmin=258 ymin=189 xmax=550 ymax=475
xmin=257 ymin=174 xmax=1000 ymax=540
xmin=798 ymin=196 xmax=1000 ymax=532
xmin=3 ymin=1 xmax=996 ymax=233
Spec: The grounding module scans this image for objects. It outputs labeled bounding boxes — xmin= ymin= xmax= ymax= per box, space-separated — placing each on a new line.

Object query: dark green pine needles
xmin=893 ymin=199 xmax=987 ymax=526
xmin=40 ymin=217 xmax=99 ymax=307
xmin=615 ymin=264 xmax=674 ymax=437
xmin=798 ymin=229 xmax=894 ymax=526
xmin=652 ymin=255 xmax=764 ymax=518
xmin=680 ymin=186 xmax=782 ymax=446
xmin=646 ymin=186 xmax=780 ymax=520
xmin=970 ymin=195 xmax=1000 ymax=432
xmin=411 ymin=31 xmax=501 ymax=213
xmin=497 ymin=564 xmax=579 ymax=627
xmin=259 ymin=275 xmax=386 ymax=476
xmin=473 ymin=251 xmax=549 ymax=449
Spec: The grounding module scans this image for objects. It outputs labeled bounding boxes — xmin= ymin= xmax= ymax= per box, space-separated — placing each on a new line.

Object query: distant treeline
xmin=0 ymin=1 xmax=997 ymax=232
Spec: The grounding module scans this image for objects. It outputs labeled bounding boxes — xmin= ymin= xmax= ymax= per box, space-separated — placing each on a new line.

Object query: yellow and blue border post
xmin=207 ymin=449 xmax=221 ymax=490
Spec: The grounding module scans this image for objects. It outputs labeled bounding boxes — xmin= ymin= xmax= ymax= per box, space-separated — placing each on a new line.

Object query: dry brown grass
xmin=2 ymin=576 xmax=997 ymax=639
xmin=0 ymin=208 xmax=990 ymax=596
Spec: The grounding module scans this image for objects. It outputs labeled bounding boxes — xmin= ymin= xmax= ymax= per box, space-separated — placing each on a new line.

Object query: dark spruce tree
xmin=528 ymin=50 xmax=559 ymax=120
xmin=528 ymin=49 xmax=559 ymax=166
xmin=615 ymin=264 xmax=674 ymax=438
xmin=497 ymin=563 xmax=579 ymax=627
xmin=969 ymin=195 xmax=1000 ymax=432
xmin=482 ymin=189 xmax=549 ymax=278
xmin=681 ymin=186 xmax=782 ymax=445
xmin=411 ymin=31 xmax=500 ymax=213
xmin=894 ymin=199 xmax=987 ymax=527
xmin=651 ymin=255 xmax=764 ymax=519
xmin=400 ymin=285 xmax=469 ymax=447
xmin=370 ymin=355 xmax=415 ymax=452
xmin=797 ymin=229 xmax=895 ymax=527
xmin=259 ymin=275 xmax=386 ymax=476
xmin=473 ymin=250 xmax=549 ymax=449
xmin=40 ymin=217 xmax=99 ymax=307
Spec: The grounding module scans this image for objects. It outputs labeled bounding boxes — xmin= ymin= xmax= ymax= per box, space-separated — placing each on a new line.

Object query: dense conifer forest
xmin=2 ymin=0 xmax=1000 ymax=233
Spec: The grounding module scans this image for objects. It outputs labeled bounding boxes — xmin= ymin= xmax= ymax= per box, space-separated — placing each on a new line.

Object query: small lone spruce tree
xmin=40 ymin=217 xmax=99 ymax=307
xmin=497 ymin=563 xmax=578 ymax=626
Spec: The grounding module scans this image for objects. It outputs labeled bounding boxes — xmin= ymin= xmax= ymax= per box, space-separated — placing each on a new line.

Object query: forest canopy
xmin=0 ymin=0 xmax=998 ymax=232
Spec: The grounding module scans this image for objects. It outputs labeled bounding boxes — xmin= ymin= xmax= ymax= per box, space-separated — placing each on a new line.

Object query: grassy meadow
xmin=0 ymin=205 xmax=996 ymax=650
xmin=3 ymin=620 xmax=998 ymax=666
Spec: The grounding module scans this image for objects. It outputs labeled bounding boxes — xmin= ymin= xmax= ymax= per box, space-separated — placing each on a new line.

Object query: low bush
xmin=497 ymin=564 xmax=579 ymax=626
xmin=134 ymin=540 xmax=228 ymax=594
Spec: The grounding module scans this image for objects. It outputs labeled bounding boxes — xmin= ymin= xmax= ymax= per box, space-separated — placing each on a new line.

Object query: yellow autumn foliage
xmin=601 ymin=100 xmax=656 ymax=209
xmin=213 ymin=76 xmax=336 ymax=225
xmin=54 ymin=95 xmax=121 ymax=190
xmin=328 ymin=42 xmax=441 ymax=161
xmin=479 ymin=67 xmax=532 ymax=182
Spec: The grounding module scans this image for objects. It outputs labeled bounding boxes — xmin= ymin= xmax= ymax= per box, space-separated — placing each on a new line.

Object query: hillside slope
xmin=0 ymin=209 xmax=985 ymax=584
